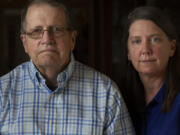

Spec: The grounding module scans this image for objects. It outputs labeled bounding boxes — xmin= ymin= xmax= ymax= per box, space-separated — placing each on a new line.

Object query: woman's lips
xmin=139 ymin=59 xmax=156 ymax=62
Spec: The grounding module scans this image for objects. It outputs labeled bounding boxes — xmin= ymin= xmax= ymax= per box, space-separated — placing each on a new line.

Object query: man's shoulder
xmin=0 ymin=61 xmax=30 ymax=80
xmin=73 ymin=61 xmax=121 ymax=103
xmin=74 ymin=61 xmax=110 ymax=79
xmin=73 ymin=61 xmax=118 ymax=87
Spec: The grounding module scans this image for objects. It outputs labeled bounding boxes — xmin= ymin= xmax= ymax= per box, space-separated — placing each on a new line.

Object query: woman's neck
xmin=139 ymin=73 xmax=165 ymax=105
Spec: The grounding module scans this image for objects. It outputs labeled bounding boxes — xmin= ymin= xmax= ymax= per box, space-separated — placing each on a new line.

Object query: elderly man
xmin=0 ymin=0 xmax=135 ymax=134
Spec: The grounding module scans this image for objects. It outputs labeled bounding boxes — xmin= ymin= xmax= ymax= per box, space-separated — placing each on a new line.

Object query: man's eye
xmin=53 ymin=27 xmax=64 ymax=32
xmin=32 ymin=29 xmax=42 ymax=33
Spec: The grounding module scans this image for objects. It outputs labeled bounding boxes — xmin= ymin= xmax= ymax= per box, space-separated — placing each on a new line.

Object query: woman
xmin=119 ymin=6 xmax=180 ymax=134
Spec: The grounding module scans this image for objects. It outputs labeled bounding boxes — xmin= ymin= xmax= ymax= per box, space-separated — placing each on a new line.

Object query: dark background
xmin=0 ymin=0 xmax=180 ymax=87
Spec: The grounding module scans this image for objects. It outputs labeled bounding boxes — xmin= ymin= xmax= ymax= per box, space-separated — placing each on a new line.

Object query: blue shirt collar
xmin=29 ymin=54 xmax=75 ymax=89
xmin=149 ymin=83 xmax=167 ymax=105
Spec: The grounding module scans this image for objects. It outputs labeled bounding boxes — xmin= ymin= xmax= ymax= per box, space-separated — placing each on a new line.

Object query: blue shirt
xmin=0 ymin=56 xmax=135 ymax=135
xmin=137 ymin=84 xmax=180 ymax=135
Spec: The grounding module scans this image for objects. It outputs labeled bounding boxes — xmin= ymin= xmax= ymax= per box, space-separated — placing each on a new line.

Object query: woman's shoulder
xmin=172 ymin=90 xmax=180 ymax=108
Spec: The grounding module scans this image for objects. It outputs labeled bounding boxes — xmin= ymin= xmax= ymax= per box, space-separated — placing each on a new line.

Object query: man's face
xmin=21 ymin=4 xmax=76 ymax=72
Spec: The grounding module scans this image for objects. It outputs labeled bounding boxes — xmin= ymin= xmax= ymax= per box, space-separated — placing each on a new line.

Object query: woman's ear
xmin=170 ymin=40 xmax=176 ymax=57
xmin=128 ymin=52 xmax=131 ymax=61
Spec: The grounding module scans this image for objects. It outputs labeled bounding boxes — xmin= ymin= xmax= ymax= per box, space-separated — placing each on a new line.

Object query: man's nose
xmin=41 ymin=30 xmax=53 ymax=42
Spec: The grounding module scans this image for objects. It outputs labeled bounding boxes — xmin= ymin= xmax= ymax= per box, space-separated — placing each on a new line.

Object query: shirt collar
xmin=150 ymin=83 xmax=167 ymax=105
xmin=29 ymin=54 xmax=75 ymax=89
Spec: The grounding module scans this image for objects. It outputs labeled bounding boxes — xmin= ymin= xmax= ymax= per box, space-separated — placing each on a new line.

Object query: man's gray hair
xmin=20 ymin=0 xmax=73 ymax=34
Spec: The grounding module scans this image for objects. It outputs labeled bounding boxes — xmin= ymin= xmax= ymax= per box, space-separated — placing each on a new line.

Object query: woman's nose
xmin=141 ymin=40 xmax=152 ymax=55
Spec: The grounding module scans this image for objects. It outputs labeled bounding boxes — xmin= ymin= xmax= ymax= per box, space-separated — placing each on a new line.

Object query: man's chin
xmin=37 ymin=59 xmax=59 ymax=67
xmin=41 ymin=61 xmax=58 ymax=67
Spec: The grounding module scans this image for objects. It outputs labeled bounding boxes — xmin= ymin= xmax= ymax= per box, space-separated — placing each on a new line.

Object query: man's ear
xmin=20 ymin=34 xmax=28 ymax=53
xmin=70 ymin=30 xmax=77 ymax=51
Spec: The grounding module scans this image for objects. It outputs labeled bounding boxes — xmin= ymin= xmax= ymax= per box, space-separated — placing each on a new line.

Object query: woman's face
xmin=127 ymin=20 xmax=176 ymax=77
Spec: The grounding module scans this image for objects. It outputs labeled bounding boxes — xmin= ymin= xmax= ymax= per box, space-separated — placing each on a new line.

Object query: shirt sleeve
xmin=103 ymin=81 xmax=136 ymax=135
xmin=0 ymin=79 xmax=3 ymax=130
xmin=0 ymin=80 xmax=2 ymax=113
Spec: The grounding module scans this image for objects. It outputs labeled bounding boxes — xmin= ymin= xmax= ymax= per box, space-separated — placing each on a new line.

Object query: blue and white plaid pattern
xmin=0 ymin=56 xmax=135 ymax=135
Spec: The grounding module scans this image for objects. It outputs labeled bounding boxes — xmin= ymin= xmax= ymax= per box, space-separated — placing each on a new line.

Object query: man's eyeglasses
xmin=24 ymin=26 xmax=71 ymax=39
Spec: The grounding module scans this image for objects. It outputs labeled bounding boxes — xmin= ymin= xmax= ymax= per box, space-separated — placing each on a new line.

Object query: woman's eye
xmin=131 ymin=39 xmax=141 ymax=44
xmin=151 ymin=37 xmax=161 ymax=43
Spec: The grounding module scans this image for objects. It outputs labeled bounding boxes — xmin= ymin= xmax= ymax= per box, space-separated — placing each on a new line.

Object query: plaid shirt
xmin=0 ymin=56 xmax=135 ymax=135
